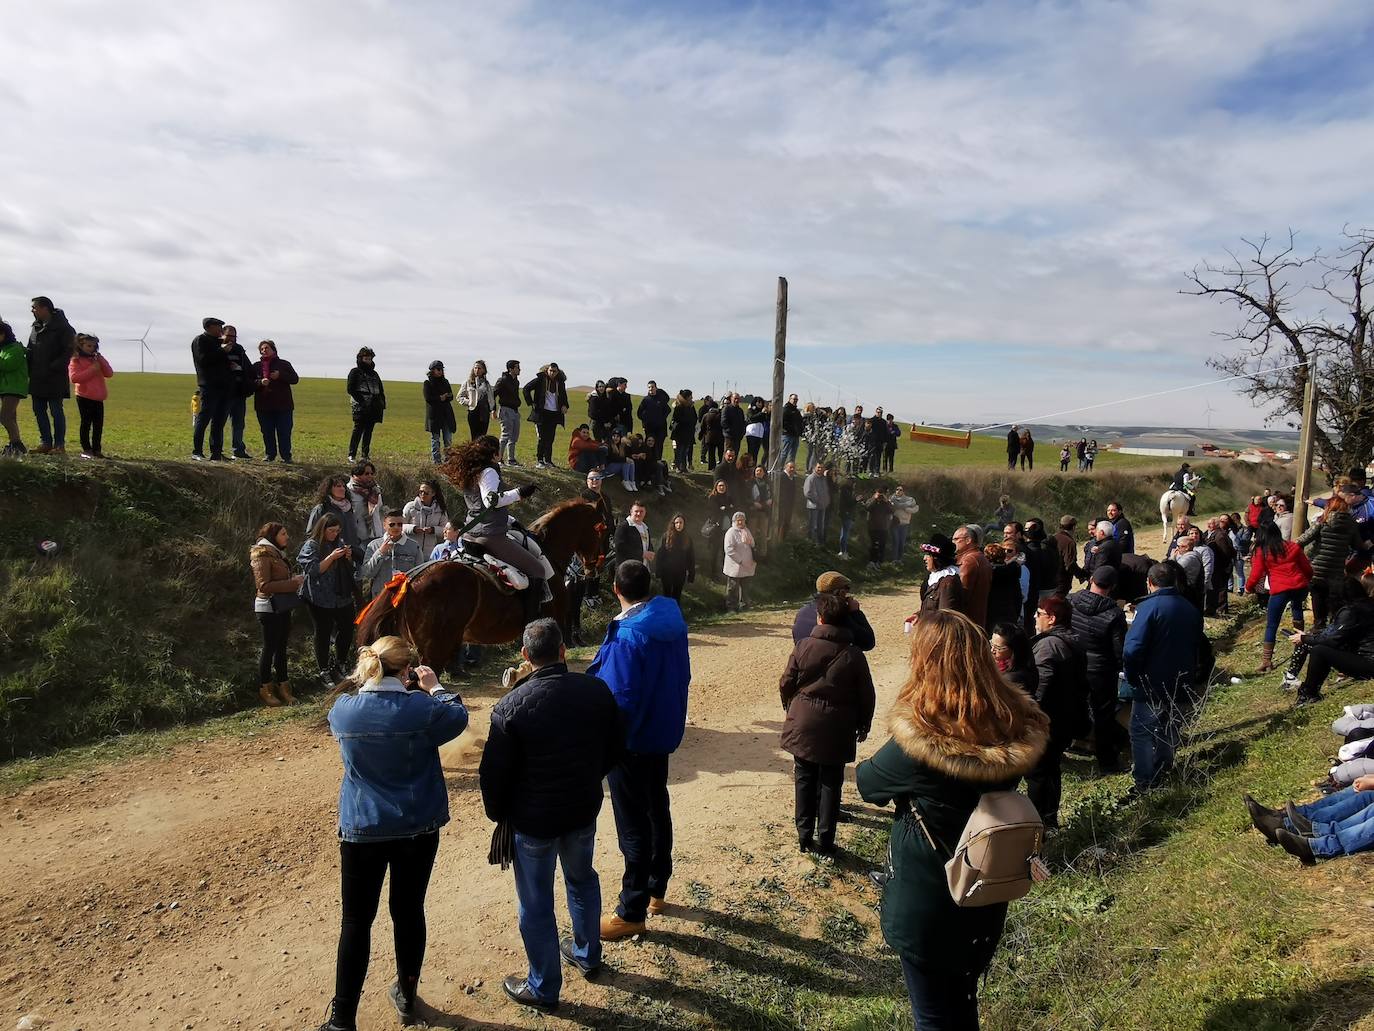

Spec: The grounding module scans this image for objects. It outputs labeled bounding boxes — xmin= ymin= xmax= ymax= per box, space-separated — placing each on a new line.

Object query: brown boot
xmin=274 ymin=680 xmax=295 ymax=705
xmin=1256 ymin=642 xmax=1275 ymax=673
xmin=600 ymin=914 xmax=646 ymax=940
xmin=260 ymin=683 xmax=282 ymax=707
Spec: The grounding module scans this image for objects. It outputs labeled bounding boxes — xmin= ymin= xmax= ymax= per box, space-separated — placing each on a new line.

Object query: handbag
xmin=700 ymin=517 xmax=721 ymax=538
xmin=271 ymin=591 xmax=303 ymax=613
xmin=487 ymin=820 xmax=515 ymax=871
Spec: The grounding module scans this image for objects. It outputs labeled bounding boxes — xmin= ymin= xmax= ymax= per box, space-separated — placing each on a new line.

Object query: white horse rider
xmin=1159 ymin=462 xmax=1202 ymax=544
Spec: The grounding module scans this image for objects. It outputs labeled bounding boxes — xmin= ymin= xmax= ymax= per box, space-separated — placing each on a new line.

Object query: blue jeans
xmin=900 ymin=956 xmax=984 ymax=1030
xmin=32 ymin=396 xmax=66 ymax=448
xmin=778 ymin=433 xmax=798 ymax=471
xmin=256 ymin=410 xmax=294 ymax=461
xmin=891 ymin=522 xmax=910 ymax=560
xmin=838 ymin=514 xmax=854 ymax=555
xmin=430 ymin=427 xmax=452 ymax=464
xmin=1130 ymin=695 xmax=1187 ymax=791
xmin=193 ymin=388 xmax=230 ymax=457
xmin=1264 ymin=588 xmax=1308 ymax=644
xmin=513 ymin=823 xmax=601 ymax=1003
xmin=1293 ymin=787 xmax=1374 ymax=858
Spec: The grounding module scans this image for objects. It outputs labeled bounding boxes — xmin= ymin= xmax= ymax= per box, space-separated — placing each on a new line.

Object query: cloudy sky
xmin=2 ymin=0 xmax=1371 ymax=428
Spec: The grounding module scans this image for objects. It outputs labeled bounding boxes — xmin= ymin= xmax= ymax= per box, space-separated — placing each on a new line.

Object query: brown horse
xmin=355 ymin=498 xmax=607 ymax=669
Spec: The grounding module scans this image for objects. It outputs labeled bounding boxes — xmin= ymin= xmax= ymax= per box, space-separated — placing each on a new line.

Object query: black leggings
xmin=467 ymin=409 xmax=490 ymax=440
xmin=1300 ymin=643 xmax=1374 ymax=701
xmin=348 ymin=420 xmax=377 ymax=459
xmin=77 ymin=396 xmax=104 ymax=453
xmin=310 ymin=602 xmax=355 ymax=672
xmin=660 ymin=573 xmax=687 ymax=601
xmin=333 ymin=831 xmax=440 ymax=1023
xmin=257 ymin=610 xmax=291 ymax=682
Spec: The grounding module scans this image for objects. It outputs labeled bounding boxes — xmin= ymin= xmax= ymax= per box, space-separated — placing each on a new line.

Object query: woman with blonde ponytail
xmin=857 ymin=609 xmax=1048 ymax=1030
xmin=319 ymin=636 xmax=469 ymax=1031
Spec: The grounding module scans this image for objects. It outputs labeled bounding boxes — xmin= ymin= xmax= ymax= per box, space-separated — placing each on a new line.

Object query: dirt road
xmin=1 ymin=590 xmax=918 ymax=1030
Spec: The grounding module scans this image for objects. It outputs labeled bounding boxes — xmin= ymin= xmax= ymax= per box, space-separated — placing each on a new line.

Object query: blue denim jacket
xmin=328 ymin=677 xmax=469 ymax=842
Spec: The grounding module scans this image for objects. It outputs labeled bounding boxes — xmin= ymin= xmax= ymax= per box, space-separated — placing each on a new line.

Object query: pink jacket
xmin=69 ymin=353 xmax=114 ymax=401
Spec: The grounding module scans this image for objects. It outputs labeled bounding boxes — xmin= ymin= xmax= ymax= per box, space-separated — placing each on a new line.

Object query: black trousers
xmin=607 ymin=751 xmax=673 ymax=922
xmin=659 ymin=573 xmax=687 ymax=601
xmin=901 ymin=956 xmax=985 ymax=1031
xmin=310 ymin=602 xmax=355 ymax=673
xmin=1311 ymin=579 xmax=1346 ymax=630
xmin=348 ymin=419 xmax=377 ymax=459
xmin=257 ymin=610 xmax=292 ymax=682
xmin=794 ymin=758 xmax=844 ymax=847
xmin=869 ymin=529 xmax=887 ymax=563
xmin=466 ymin=409 xmax=490 ymax=440
xmin=535 ymin=413 xmax=560 ymax=463
xmin=76 ymin=396 xmax=104 ymax=453
xmin=332 ymin=831 xmax=440 ymax=1024
xmin=1300 ymin=644 xmax=1374 ymax=701
xmin=1025 ymin=738 xmax=1066 ymax=827
xmin=1088 ymin=672 xmax=1126 ymax=771
xmin=192 ymin=387 xmax=230 ymax=457
xmin=703 ymin=442 xmax=722 ymax=468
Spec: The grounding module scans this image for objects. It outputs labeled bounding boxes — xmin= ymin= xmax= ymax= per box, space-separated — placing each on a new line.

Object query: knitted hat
xmin=815 ymin=571 xmax=851 ymax=594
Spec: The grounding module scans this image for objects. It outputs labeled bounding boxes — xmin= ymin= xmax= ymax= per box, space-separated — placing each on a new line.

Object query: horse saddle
xmin=445 ymin=529 xmax=555 ymax=600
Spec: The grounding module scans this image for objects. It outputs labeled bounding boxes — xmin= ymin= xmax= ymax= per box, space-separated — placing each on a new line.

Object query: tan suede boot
xmin=260 ymin=683 xmax=282 ymax=707
xmin=274 ymin=680 xmax=295 ymax=705
xmin=1256 ymin=642 xmax=1275 ymax=673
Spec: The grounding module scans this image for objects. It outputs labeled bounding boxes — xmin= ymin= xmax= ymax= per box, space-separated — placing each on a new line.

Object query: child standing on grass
xmin=0 ymin=320 xmax=29 ymax=457
xmin=68 ymin=333 xmax=113 ymax=458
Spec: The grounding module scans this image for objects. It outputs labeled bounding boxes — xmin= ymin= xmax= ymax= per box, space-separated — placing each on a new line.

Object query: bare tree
xmin=1185 ymin=229 xmax=1374 ymax=481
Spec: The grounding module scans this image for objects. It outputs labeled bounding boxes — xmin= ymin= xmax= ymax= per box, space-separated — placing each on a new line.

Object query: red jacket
xmin=1246 ymin=502 xmax=1264 ymax=529
xmin=1246 ymin=540 xmax=1312 ymax=594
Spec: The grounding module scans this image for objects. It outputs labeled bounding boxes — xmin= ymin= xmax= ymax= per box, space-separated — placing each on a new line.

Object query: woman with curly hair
xmin=448 ymin=435 xmax=546 ymax=622
xmin=858 ymin=609 xmax=1048 ymax=1029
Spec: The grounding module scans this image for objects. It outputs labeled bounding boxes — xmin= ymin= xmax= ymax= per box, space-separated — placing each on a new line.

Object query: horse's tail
xmin=354 ymin=573 xmax=408 ymax=645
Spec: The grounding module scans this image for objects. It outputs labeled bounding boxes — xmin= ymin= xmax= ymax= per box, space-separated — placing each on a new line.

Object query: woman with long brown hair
xmin=654 ymin=513 xmax=695 ymax=603
xmin=447 ymin=435 xmax=546 ymax=622
xmin=857 ymin=609 xmax=1048 ymax=1029
xmin=458 ymin=359 xmax=496 ymax=440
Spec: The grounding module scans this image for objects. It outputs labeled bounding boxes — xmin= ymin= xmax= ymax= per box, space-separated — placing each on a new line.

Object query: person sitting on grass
xmin=1245 ymin=775 xmax=1374 ymax=865
xmin=1284 ymin=572 xmax=1374 ymax=706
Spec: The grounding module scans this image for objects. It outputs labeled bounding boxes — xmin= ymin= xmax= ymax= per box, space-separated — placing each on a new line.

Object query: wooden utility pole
xmin=1292 ymin=358 xmax=1319 ymax=537
xmin=767 ymin=277 xmax=788 ymax=545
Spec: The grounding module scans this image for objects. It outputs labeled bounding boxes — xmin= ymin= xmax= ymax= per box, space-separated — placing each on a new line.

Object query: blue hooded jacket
xmin=588 ymin=596 xmax=691 ymax=753
xmin=1122 ymin=587 xmax=1204 ymax=701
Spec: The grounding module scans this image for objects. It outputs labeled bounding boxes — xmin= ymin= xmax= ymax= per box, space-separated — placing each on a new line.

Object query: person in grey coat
xmin=361 ymin=509 xmax=423 ymax=597
xmin=804 ymin=462 xmax=832 ymax=544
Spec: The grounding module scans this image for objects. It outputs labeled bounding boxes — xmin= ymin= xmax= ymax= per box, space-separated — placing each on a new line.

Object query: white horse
xmin=1159 ymin=489 xmax=1191 ymax=544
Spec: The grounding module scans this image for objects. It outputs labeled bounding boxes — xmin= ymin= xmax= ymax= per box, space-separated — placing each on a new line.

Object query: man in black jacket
xmin=613 ymin=502 xmax=654 ymax=565
xmin=637 ymin=381 xmax=670 ymax=462
xmin=26 ymin=296 xmax=76 ymax=455
xmin=779 ymin=393 xmax=803 ymax=471
xmin=190 ymin=316 xmax=232 ymax=461
xmin=1082 ymin=520 xmax=1123 ymax=581
xmin=495 ymin=359 xmax=523 ymax=464
xmin=612 ymin=379 xmax=634 ymax=435
xmin=220 ymin=324 xmax=257 ymax=460
xmin=522 ymin=363 xmax=569 ymax=468
xmin=1023 ymin=518 xmax=1064 ymax=600
xmin=479 ymin=618 xmax=624 ymax=1011
xmin=721 ymin=393 xmax=745 ymax=454
xmin=1069 ymin=566 xmax=1129 ymax=773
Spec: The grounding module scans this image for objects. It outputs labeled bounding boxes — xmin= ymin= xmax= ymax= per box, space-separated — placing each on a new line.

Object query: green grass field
xmin=91 ymin=372 xmax=1161 ymax=472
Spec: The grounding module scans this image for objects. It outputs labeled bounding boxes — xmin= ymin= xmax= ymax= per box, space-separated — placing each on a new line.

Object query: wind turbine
xmin=121 ymin=324 xmax=155 ymax=372
xmin=1203 ymin=397 xmax=1218 ymax=430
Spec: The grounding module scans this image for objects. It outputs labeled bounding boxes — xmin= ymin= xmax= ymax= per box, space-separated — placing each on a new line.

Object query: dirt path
xmin=1 ymin=590 xmax=919 ymax=1030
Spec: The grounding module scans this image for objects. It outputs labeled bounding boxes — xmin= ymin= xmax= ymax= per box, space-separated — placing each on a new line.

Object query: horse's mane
xmin=528 ymin=498 xmax=596 ymax=533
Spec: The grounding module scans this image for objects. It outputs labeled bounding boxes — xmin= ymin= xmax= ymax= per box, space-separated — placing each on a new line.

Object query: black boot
xmin=317 ymin=999 xmax=354 ymax=1031
xmin=520 ymin=586 xmax=542 ymax=626
xmin=1284 ymin=801 xmax=1314 ymax=835
xmin=1275 ymin=828 xmax=1316 ymax=866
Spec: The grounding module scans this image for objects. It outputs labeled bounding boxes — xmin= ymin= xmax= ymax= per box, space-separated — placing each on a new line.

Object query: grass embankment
xmin=100 ymin=371 xmax=1164 ymax=472
xmin=0 ymin=450 xmax=1269 ymax=771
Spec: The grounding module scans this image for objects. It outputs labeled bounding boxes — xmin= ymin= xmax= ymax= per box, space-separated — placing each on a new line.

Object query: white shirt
xmin=478 ymin=466 xmax=520 ymax=508
xmin=628 ymin=517 xmax=650 ymax=552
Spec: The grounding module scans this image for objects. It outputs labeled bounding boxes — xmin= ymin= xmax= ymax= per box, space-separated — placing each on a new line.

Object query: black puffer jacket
xmin=478 ymin=664 xmax=624 ymax=838
xmin=27 ymin=309 xmax=76 ymax=399
xmin=1067 ymin=589 xmax=1126 ymax=679
xmin=721 ymin=402 xmax=745 ymax=442
xmin=1299 ymin=509 xmax=1364 ymax=584
xmin=1305 ymin=598 xmax=1374 ymax=659
xmin=1031 ymin=625 xmax=1089 ymax=742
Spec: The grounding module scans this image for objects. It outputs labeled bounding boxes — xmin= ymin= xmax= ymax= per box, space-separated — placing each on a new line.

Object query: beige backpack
xmin=910 ymin=791 xmax=1047 ymax=907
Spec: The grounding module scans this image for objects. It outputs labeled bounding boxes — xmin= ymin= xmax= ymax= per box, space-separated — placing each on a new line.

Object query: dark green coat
xmin=856 ymin=693 xmax=1047 ymax=970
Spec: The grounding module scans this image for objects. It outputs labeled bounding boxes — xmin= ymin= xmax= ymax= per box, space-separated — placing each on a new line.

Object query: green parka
xmin=0 ymin=338 xmax=29 ymax=397
xmin=856 ymin=690 xmax=1047 ymax=971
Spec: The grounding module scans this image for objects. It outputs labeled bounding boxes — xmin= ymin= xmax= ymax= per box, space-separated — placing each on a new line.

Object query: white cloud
xmin=0 ymin=0 xmax=1369 ymax=429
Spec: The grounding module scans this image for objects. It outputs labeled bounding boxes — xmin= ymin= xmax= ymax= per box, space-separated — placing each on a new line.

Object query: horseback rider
xmin=1171 ymin=462 xmax=1200 ymax=516
xmin=450 ymin=435 xmax=548 ymax=621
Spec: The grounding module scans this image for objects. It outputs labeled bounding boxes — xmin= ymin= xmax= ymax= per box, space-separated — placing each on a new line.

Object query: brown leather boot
xmin=260 ymin=683 xmax=282 ymax=707
xmin=1256 ymin=642 xmax=1275 ymax=673
xmin=274 ymin=680 xmax=295 ymax=705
